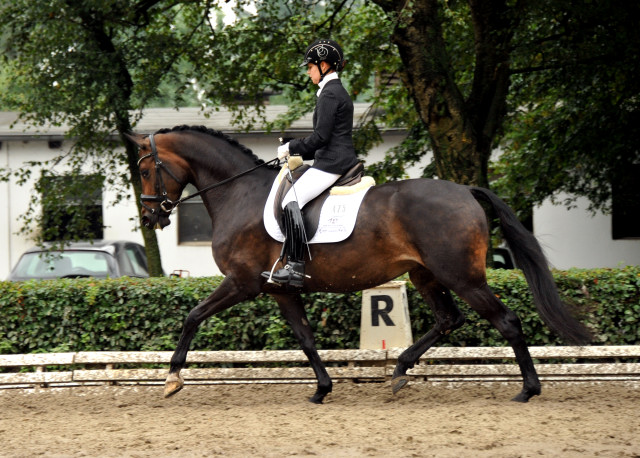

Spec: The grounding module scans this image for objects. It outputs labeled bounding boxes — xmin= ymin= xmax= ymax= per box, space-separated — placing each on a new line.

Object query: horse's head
xmin=126 ymin=132 xmax=190 ymax=230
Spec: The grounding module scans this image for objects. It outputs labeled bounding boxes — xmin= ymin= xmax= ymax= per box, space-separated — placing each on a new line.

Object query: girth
xmin=273 ymin=161 xmax=365 ymax=240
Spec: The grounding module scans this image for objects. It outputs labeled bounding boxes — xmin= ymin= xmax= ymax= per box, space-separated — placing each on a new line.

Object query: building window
xmin=38 ymin=173 xmax=104 ymax=241
xmin=612 ymin=164 xmax=640 ymax=239
xmin=177 ymin=184 xmax=212 ymax=244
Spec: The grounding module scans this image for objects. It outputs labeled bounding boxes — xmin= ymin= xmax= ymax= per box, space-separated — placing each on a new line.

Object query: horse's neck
xmin=193 ymin=165 xmax=273 ymax=194
xmin=187 ymin=151 xmax=245 ymax=186
xmin=185 ymin=150 xmax=275 ymax=220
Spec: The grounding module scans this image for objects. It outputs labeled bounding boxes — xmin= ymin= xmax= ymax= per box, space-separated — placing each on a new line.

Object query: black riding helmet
xmin=299 ymin=39 xmax=345 ymax=79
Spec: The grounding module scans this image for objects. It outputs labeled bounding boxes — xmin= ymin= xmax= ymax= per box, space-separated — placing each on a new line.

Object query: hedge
xmin=0 ymin=266 xmax=639 ymax=355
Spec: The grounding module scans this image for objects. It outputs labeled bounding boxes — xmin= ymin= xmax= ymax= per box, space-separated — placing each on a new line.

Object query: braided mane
xmin=154 ymin=125 xmax=268 ymax=166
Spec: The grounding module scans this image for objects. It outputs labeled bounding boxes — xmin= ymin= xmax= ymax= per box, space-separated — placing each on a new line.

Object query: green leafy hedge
xmin=1 ymin=266 xmax=639 ymax=355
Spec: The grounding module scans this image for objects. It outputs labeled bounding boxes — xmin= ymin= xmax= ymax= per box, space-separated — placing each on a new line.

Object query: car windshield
xmin=12 ymin=251 xmax=113 ymax=279
xmin=124 ymin=246 xmax=149 ymax=277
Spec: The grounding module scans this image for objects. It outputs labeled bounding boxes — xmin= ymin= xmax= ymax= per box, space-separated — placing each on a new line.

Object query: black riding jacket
xmin=289 ymin=78 xmax=359 ymax=175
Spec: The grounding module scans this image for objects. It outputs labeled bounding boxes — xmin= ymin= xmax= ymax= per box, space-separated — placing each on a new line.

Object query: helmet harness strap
xmin=318 ymin=62 xmax=329 ymax=82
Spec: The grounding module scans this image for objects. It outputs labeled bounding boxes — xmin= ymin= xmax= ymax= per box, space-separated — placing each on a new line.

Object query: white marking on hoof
xmin=164 ymin=372 xmax=184 ymax=398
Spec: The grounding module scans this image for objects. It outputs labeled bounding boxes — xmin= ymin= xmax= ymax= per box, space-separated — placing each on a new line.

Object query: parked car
xmin=8 ymin=240 xmax=149 ymax=281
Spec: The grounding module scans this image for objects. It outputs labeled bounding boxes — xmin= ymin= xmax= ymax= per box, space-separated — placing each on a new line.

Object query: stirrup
xmin=264 ymin=262 xmax=307 ymax=288
xmin=262 ymin=258 xmax=283 ymax=284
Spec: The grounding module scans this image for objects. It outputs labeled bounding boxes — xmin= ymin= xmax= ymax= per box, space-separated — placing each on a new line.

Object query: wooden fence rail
xmin=1 ymin=346 xmax=639 ymax=389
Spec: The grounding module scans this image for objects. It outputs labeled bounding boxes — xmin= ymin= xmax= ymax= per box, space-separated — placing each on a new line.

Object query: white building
xmin=535 ymin=195 xmax=640 ymax=270
xmin=1 ymin=106 xmax=638 ymax=279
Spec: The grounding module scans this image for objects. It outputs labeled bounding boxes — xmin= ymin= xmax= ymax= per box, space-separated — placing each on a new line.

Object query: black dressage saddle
xmin=273 ymin=161 xmax=365 ymax=240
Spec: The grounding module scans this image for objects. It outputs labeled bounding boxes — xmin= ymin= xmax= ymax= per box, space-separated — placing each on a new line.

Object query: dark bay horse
xmin=127 ymin=125 xmax=591 ymax=404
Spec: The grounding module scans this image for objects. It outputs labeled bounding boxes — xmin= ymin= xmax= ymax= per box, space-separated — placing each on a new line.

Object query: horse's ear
xmin=124 ymin=132 xmax=145 ymax=148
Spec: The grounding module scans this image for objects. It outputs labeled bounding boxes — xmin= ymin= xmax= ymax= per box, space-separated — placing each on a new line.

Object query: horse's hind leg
xmin=391 ymin=267 xmax=466 ymax=394
xmin=273 ymin=292 xmax=332 ymax=404
xmin=457 ymin=283 xmax=541 ymax=402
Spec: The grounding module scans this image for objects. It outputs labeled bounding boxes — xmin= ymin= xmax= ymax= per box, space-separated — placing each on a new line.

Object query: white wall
xmin=534 ymin=195 xmax=640 ymax=269
xmin=0 ymin=141 xmax=10 ymax=278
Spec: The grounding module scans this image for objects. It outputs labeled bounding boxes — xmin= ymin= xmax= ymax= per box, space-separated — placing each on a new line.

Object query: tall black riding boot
xmin=262 ymin=201 xmax=306 ymax=288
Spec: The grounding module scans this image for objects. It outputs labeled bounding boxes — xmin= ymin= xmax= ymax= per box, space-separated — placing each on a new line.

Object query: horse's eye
xmin=141 ymin=169 xmax=150 ymax=179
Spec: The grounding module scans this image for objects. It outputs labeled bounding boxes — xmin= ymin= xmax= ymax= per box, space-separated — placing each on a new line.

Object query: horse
xmin=127 ymin=125 xmax=591 ymax=404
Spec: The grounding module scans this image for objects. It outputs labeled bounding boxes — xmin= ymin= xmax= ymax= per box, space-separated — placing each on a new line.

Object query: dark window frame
xmin=611 ymin=164 xmax=640 ymax=240
xmin=177 ymin=184 xmax=213 ymax=245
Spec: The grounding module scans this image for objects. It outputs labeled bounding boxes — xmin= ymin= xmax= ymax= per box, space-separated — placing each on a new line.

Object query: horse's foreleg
xmin=458 ymin=283 xmax=541 ymax=402
xmin=165 ymin=276 xmax=254 ymax=398
xmin=273 ymin=293 xmax=332 ymax=404
xmin=392 ymin=269 xmax=465 ymax=394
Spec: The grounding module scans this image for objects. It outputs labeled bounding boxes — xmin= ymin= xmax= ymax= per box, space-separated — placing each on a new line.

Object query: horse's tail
xmin=469 ymin=186 xmax=592 ymax=345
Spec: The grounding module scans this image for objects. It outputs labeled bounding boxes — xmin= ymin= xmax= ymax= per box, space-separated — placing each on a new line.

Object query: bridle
xmin=137 ymin=133 xmax=279 ymax=218
xmin=137 ymin=133 xmax=186 ymax=216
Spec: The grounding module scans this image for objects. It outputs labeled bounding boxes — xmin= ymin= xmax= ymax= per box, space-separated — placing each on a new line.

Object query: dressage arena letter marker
xmin=360 ymin=281 xmax=413 ymax=350
xmin=371 ymin=295 xmax=395 ymax=326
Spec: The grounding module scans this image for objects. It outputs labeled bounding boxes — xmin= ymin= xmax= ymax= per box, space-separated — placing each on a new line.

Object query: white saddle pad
xmin=263 ymin=172 xmax=372 ymax=244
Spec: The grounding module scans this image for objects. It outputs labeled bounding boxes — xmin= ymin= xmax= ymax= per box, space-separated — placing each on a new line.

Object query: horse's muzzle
xmin=141 ymin=210 xmax=171 ymax=230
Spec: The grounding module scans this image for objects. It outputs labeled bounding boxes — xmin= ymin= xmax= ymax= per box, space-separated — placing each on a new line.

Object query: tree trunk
xmin=111 ymin=94 xmax=163 ymax=277
xmin=371 ymin=0 xmax=518 ymax=189
xmin=81 ymin=12 xmax=164 ymax=276
xmin=121 ymin=132 xmax=164 ymax=277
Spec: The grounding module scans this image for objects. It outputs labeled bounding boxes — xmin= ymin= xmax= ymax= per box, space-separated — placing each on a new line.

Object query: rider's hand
xmin=277 ymin=143 xmax=290 ymax=160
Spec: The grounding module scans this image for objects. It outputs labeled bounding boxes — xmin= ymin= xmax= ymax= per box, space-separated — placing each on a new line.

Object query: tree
xmin=188 ymin=0 xmax=519 ymax=188
xmin=494 ymin=0 xmax=640 ymax=216
xmin=3 ymin=0 xmax=636 ymax=259
xmin=0 ymin=0 xmax=212 ymax=275
xmin=183 ymin=0 xmax=413 ymax=173
xmin=191 ymin=0 xmax=638 ymax=209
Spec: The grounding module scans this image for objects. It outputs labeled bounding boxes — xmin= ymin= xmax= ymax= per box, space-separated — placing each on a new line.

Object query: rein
xmin=138 ymin=133 xmax=279 ymax=215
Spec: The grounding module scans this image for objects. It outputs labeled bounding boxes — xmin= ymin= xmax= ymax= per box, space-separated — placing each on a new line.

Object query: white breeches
xmin=281 ymin=167 xmax=341 ymax=209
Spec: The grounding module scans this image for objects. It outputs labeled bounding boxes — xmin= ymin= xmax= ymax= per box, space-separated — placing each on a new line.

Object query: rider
xmin=262 ymin=38 xmax=359 ymax=288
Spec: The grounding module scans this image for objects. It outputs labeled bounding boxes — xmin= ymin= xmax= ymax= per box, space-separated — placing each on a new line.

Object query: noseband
xmin=137 ymin=133 xmax=186 ymax=216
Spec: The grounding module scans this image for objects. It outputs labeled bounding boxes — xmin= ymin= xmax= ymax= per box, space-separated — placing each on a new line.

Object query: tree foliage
xmin=494 ymin=0 xmax=640 ymax=215
xmin=0 ymin=0 xmax=214 ymax=274
xmin=188 ymin=0 xmax=515 ymax=187
xmin=1 ymin=0 xmax=637 ymax=261
xmin=189 ymin=0 xmax=638 ymax=204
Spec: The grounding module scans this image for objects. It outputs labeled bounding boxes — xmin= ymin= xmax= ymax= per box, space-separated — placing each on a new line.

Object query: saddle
xmin=273 ymin=160 xmax=366 ymax=240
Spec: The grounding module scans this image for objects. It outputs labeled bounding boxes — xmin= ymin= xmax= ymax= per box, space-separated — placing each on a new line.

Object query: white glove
xmin=277 ymin=142 xmax=290 ymax=160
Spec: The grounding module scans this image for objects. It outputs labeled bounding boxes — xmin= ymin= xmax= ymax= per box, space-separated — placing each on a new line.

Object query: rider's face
xmin=307 ymin=62 xmax=330 ymax=85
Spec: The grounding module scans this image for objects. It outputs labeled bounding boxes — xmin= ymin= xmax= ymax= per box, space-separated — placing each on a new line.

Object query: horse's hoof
xmin=510 ymin=393 xmax=530 ymax=403
xmin=391 ymin=375 xmax=410 ymax=395
xmin=163 ymin=373 xmax=184 ymax=398
xmin=309 ymin=390 xmax=328 ymax=404
xmin=511 ymin=390 xmax=539 ymax=403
